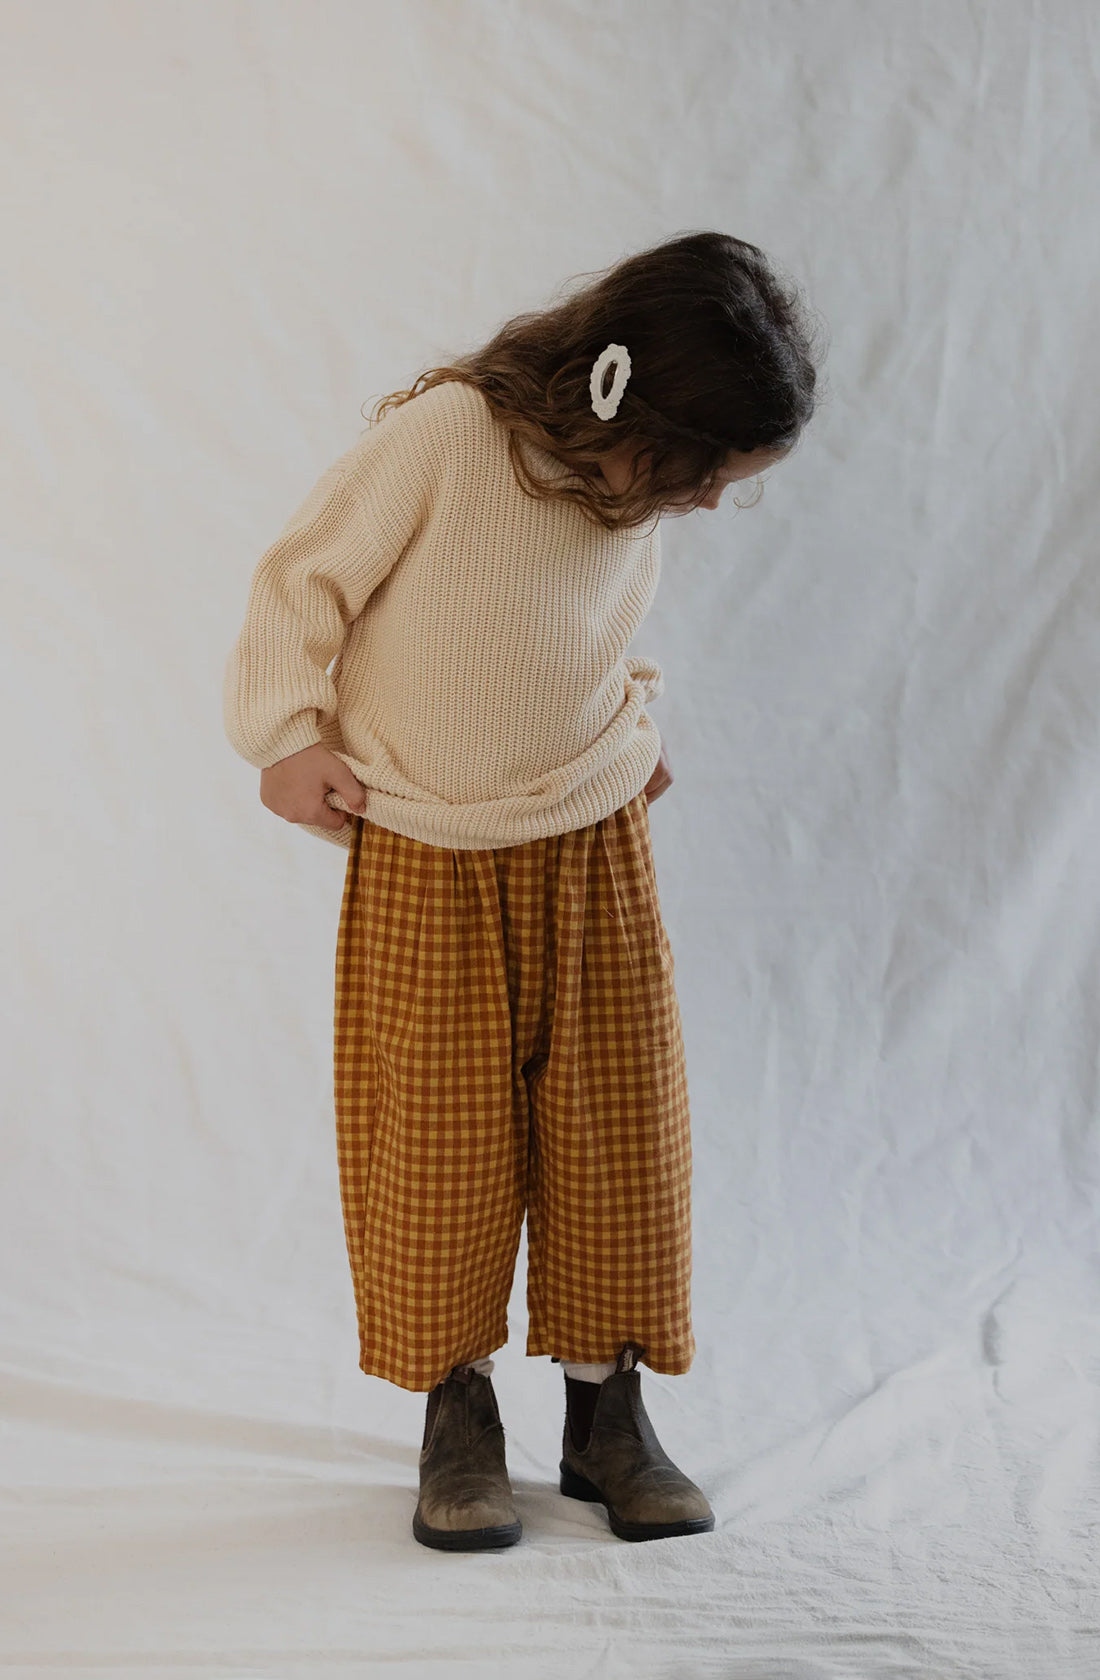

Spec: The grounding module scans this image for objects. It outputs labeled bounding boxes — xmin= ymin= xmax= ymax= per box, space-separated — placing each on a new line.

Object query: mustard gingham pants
xmin=332 ymin=788 xmax=695 ymax=1393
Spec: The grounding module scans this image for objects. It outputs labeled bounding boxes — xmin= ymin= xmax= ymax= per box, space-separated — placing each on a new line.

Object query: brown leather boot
xmin=559 ymin=1342 xmax=715 ymax=1541
xmin=412 ymin=1363 xmax=522 ymax=1551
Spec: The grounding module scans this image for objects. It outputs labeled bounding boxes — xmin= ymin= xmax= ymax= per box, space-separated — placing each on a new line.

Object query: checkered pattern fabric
xmin=333 ymin=788 xmax=695 ymax=1393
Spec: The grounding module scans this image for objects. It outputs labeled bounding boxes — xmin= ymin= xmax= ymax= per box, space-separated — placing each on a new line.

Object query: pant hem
xmin=526 ymin=1336 xmax=695 ymax=1376
xmin=357 ymin=1344 xmax=506 ymax=1394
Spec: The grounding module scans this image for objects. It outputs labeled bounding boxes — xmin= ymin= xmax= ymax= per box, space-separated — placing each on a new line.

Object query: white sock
xmin=561 ymin=1359 xmax=617 ymax=1382
xmin=458 ymin=1354 xmax=618 ymax=1381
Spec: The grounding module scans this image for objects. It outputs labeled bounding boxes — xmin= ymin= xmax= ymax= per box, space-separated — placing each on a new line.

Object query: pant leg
xmin=333 ymin=814 xmax=531 ymax=1393
xmin=525 ymin=789 xmax=696 ymax=1376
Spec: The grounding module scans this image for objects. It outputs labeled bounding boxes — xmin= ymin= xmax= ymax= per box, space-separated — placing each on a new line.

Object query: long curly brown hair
xmin=360 ymin=230 xmax=825 ymax=534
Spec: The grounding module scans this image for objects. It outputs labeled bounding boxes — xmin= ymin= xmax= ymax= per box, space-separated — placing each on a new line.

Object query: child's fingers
xmin=330 ymin=766 xmax=368 ymax=811
xmin=314 ymin=796 xmax=350 ymax=829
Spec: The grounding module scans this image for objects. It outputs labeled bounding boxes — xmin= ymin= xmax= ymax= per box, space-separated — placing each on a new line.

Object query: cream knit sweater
xmin=223 ymin=378 xmax=665 ymax=851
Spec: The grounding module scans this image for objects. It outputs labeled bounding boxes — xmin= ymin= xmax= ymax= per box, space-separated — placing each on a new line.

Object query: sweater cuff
xmin=251 ymin=712 xmax=325 ymax=769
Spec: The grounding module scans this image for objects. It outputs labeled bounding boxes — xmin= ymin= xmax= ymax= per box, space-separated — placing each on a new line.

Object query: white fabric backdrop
xmin=3 ymin=2 xmax=1099 ymax=1675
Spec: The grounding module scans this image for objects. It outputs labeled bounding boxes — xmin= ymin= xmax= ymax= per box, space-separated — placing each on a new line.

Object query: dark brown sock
xmin=564 ymin=1374 xmax=602 ymax=1451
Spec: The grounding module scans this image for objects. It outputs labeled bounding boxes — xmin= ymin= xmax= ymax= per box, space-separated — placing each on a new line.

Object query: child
xmin=223 ymin=230 xmax=820 ymax=1550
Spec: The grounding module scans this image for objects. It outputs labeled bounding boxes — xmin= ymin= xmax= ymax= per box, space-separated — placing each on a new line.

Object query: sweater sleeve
xmin=223 ymin=418 xmax=433 ymax=770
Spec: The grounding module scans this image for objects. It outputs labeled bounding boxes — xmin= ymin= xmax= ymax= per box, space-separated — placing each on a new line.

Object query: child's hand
xmin=260 ymin=743 xmax=368 ymax=831
xmin=644 ymin=743 xmax=673 ymax=804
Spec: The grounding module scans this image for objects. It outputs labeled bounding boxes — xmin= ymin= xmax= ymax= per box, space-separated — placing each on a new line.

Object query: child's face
xmin=671 ymin=446 xmax=787 ymax=515
xmin=598 ymin=443 xmax=786 ymax=513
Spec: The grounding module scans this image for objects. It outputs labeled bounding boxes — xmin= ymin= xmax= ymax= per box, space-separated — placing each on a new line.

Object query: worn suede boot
xmin=412 ymin=1363 xmax=522 ymax=1551
xmin=559 ymin=1342 xmax=715 ymax=1541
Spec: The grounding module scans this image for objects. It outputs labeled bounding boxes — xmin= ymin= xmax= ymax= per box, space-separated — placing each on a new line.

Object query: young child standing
xmin=223 ymin=230 xmax=819 ymax=1551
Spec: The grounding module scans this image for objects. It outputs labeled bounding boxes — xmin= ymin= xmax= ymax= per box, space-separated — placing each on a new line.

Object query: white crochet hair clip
xmin=590 ymin=342 xmax=632 ymax=420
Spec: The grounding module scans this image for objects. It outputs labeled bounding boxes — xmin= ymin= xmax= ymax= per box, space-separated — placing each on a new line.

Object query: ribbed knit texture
xmin=223 ymin=378 xmax=665 ymax=850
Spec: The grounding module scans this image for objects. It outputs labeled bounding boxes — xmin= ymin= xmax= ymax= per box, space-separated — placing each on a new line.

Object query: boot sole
xmin=559 ymin=1460 xmax=715 ymax=1542
xmin=412 ymin=1507 xmax=522 ymax=1551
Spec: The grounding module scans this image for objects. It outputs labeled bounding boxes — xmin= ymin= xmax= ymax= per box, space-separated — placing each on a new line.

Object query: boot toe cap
xmin=626 ymin=1476 xmax=713 ymax=1525
xmin=420 ymin=1485 xmax=518 ymax=1533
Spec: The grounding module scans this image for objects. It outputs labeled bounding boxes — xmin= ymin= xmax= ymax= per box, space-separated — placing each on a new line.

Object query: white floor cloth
xmin=3 ymin=4 xmax=1098 ymax=1676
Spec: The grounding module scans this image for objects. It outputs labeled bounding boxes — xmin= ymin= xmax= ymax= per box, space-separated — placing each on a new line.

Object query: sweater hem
xmin=295 ymin=729 xmax=662 ymax=852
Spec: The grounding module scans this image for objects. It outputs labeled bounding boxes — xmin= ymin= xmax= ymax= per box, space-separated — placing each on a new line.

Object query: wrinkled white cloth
xmin=5 ymin=5 xmax=1100 ymax=1677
